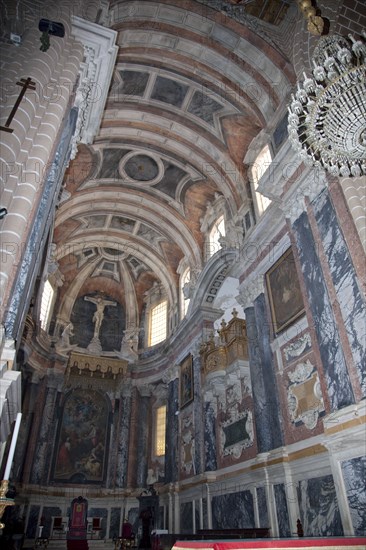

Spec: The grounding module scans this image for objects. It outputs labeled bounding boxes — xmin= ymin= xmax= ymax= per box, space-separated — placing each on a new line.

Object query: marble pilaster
xmin=115 ymin=385 xmax=132 ymax=488
xmin=165 ymin=378 xmax=179 ymax=483
xmin=312 ymin=189 xmax=366 ymax=397
xmin=30 ymin=376 xmax=59 ymax=484
xmin=292 ymin=211 xmax=355 ymax=411
xmin=245 ymin=295 xmax=283 ymax=453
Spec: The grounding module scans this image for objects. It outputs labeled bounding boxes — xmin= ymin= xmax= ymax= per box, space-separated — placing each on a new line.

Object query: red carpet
xmin=173 ymin=538 xmax=366 ymax=550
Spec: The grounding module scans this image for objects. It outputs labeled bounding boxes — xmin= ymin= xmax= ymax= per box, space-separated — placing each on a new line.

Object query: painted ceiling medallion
xmin=120 ymin=151 xmax=164 ymax=185
xmin=288 ymin=33 xmax=366 ymax=177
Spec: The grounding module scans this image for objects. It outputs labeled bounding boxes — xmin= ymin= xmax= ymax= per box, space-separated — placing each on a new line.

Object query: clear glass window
xmin=40 ymin=280 xmax=54 ymax=331
xmin=149 ymin=300 xmax=167 ymax=346
xmin=154 ymin=405 xmax=167 ymax=456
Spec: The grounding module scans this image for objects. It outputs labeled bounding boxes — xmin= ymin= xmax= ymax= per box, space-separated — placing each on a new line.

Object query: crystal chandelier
xmin=288 ymin=32 xmax=366 ymax=177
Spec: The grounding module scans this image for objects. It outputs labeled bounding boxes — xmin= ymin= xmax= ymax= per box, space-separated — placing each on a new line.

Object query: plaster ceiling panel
xmin=110 ymin=216 xmax=136 ymax=232
xmin=118 ymin=69 xmax=150 ymax=96
xmin=151 ymin=76 xmax=189 ymax=108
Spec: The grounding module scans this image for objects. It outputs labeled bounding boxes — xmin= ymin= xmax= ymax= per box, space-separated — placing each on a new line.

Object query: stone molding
xmin=237 ymin=275 xmax=264 ymax=310
xmin=70 ymin=16 xmax=118 ymax=158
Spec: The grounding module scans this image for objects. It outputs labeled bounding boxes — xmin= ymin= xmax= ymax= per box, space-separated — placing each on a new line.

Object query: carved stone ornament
xmin=237 ymin=275 xmax=264 ymax=310
xmin=287 ymin=360 xmax=324 ymax=429
xmin=284 ymin=332 xmax=312 ymax=362
xmin=220 ymin=409 xmax=254 ymax=459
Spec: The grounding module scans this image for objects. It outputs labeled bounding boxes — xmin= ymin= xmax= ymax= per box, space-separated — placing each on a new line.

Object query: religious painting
xmin=266 ymin=248 xmax=305 ymax=334
xmin=180 ymin=354 xmax=193 ymax=408
xmin=53 ymin=389 xmax=110 ymax=484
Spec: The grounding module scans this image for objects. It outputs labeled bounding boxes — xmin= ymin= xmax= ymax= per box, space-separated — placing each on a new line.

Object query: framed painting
xmin=266 ymin=248 xmax=305 ymax=334
xmin=180 ymin=354 xmax=193 ymax=408
xmin=52 ymin=388 xmax=110 ymax=484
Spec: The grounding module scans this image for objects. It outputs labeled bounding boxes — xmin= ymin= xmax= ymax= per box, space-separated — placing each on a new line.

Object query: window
xmin=154 ymin=405 xmax=167 ymax=456
xmin=149 ymin=300 xmax=167 ymax=346
xmin=208 ymin=216 xmax=225 ymax=258
xmin=181 ymin=268 xmax=191 ymax=318
xmin=251 ymin=145 xmax=272 ymax=215
xmin=40 ymin=280 xmax=54 ymax=331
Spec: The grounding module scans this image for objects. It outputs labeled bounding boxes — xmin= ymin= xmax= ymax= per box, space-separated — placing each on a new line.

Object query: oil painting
xmin=53 ymin=389 xmax=110 ymax=483
xmin=266 ymin=248 xmax=305 ymax=334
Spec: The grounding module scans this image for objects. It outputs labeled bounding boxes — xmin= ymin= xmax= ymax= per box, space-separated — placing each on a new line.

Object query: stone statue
xmin=84 ymin=295 xmax=117 ymax=340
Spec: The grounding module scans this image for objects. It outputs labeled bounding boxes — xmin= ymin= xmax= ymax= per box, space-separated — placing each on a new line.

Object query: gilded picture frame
xmin=180 ymin=354 xmax=193 ymax=408
xmin=266 ymin=248 xmax=305 ymax=334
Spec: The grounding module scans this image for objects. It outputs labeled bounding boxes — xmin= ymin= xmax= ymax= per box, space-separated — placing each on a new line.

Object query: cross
xmin=0 ymin=77 xmax=36 ymax=133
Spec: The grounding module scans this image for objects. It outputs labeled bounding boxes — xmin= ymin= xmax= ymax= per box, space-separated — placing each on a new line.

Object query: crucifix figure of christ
xmin=84 ymin=295 xmax=117 ymax=340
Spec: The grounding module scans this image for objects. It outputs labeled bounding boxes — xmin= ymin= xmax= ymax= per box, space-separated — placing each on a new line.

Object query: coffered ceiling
xmin=52 ymin=0 xmax=294 ymax=352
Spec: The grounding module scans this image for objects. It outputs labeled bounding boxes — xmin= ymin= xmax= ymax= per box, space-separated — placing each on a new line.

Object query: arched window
xmin=40 ymin=280 xmax=55 ymax=331
xmin=208 ymin=216 xmax=225 ymax=258
xmin=250 ymin=144 xmax=272 ymax=216
xmin=181 ymin=267 xmax=191 ymax=318
xmin=153 ymin=404 xmax=167 ymax=457
xmin=149 ymin=300 xmax=167 ymax=346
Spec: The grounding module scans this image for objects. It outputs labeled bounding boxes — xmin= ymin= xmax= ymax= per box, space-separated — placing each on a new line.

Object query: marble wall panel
xmin=88 ymin=507 xmax=108 ymax=539
xmin=297 ymin=474 xmax=344 ymax=536
xmin=180 ymin=502 xmax=193 ymax=534
xmin=293 ymin=212 xmax=355 ymax=410
xmin=256 ymin=486 xmax=269 ymax=528
xmin=26 ymin=505 xmax=40 ymax=538
xmin=41 ymin=506 xmax=62 ymax=538
xmin=313 ymin=189 xmax=366 ymax=396
xmin=341 ymin=455 xmax=366 ymax=536
xmin=110 ymin=507 xmax=121 ymax=539
xmin=211 ymin=490 xmax=254 ymax=529
xmin=274 ymin=484 xmax=291 ymax=537
xmin=202 ymin=497 xmax=208 ymax=529
xmin=204 ymin=402 xmax=217 ymax=471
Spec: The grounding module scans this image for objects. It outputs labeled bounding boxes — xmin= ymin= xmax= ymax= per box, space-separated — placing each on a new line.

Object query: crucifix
xmin=84 ymin=295 xmax=117 ymax=340
xmin=0 ymin=77 xmax=36 ymax=133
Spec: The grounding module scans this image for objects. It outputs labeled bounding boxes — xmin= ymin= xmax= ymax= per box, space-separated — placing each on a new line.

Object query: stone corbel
xmin=237 ymin=275 xmax=264 ymax=310
xmin=162 ymin=364 xmax=179 ymax=384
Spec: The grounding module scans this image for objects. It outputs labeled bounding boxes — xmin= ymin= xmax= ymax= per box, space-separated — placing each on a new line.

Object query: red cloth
xmin=173 ymin=538 xmax=366 ymax=550
xmin=122 ymin=522 xmax=133 ymax=538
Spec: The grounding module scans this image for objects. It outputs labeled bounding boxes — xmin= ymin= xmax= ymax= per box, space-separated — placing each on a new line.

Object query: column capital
xmin=237 ymin=275 xmax=264 ymax=310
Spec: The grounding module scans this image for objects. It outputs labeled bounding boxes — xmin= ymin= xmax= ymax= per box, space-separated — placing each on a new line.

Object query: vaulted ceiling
xmin=52 ymin=0 xmax=295 ymax=349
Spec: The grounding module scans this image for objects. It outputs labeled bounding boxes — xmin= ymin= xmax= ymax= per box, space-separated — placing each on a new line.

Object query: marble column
xmin=30 ymin=372 xmax=61 ymax=484
xmin=135 ymin=386 xmax=151 ymax=488
xmin=164 ymin=368 xmax=179 ymax=483
xmin=292 ymin=211 xmax=355 ymax=410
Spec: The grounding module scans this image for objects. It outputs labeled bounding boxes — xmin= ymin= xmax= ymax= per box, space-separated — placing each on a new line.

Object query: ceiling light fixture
xmin=288 ymin=32 xmax=366 ymax=177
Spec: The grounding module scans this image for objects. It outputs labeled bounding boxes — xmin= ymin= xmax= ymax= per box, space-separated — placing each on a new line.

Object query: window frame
xmin=153 ymin=403 xmax=167 ymax=458
xmin=39 ymin=279 xmax=55 ymax=332
xmin=148 ymin=299 xmax=168 ymax=347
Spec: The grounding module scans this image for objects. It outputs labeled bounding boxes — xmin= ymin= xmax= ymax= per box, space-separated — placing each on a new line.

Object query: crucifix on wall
xmin=84 ymin=295 xmax=117 ymax=353
xmin=0 ymin=78 xmax=36 ymax=133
